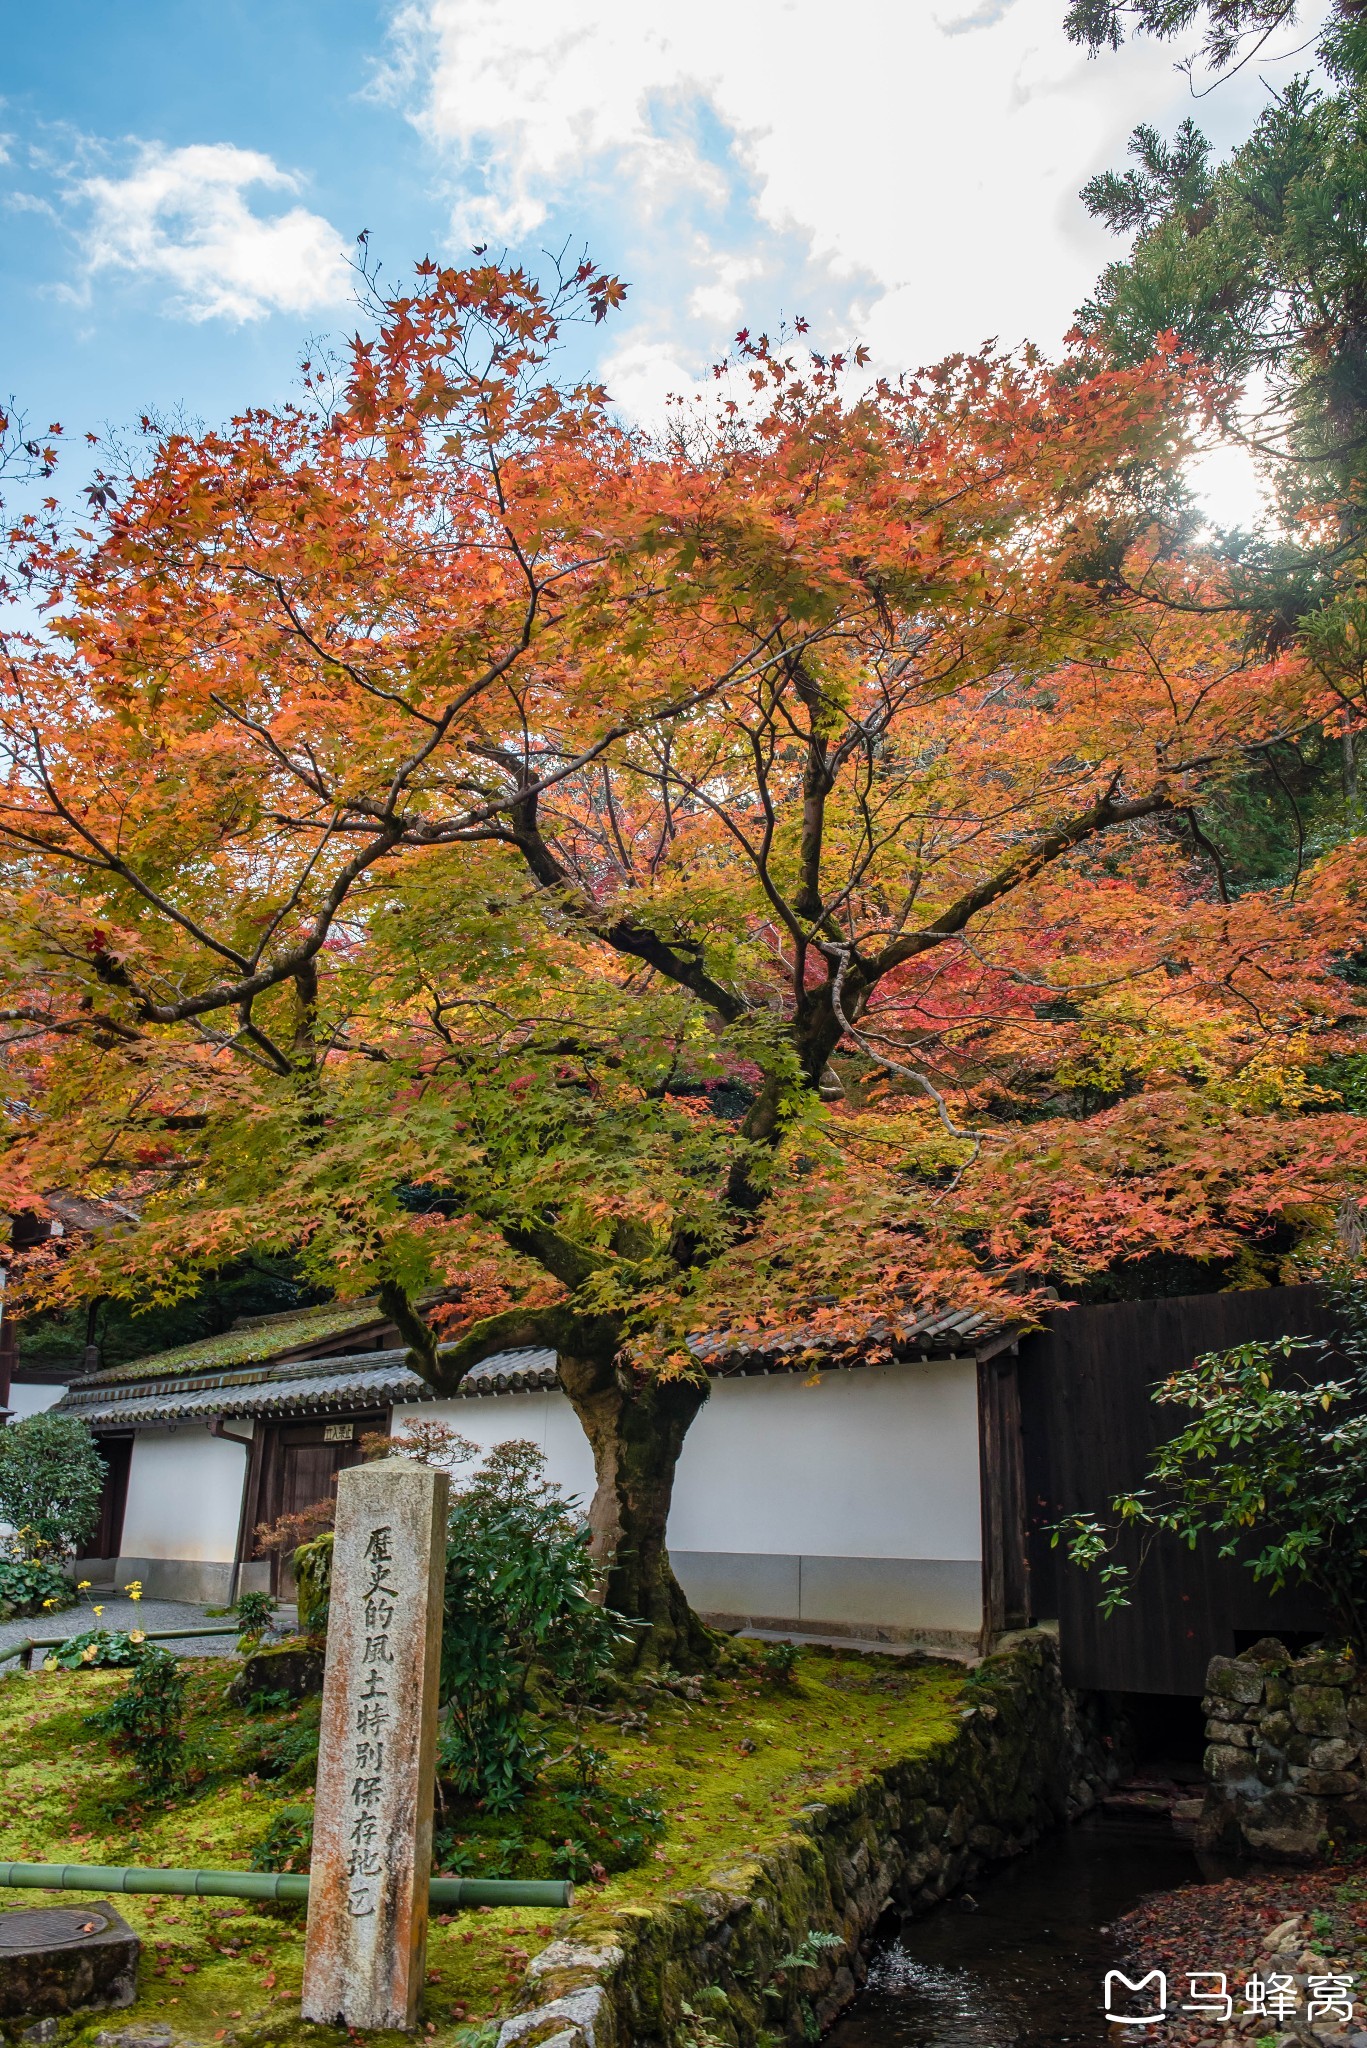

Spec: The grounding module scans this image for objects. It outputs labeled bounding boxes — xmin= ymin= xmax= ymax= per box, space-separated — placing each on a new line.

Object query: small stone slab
xmin=0 ymin=1901 xmax=139 ymax=2019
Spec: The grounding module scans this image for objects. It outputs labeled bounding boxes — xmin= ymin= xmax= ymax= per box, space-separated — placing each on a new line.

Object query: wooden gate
xmin=244 ymin=1412 xmax=389 ymax=1596
xmin=1018 ymin=1286 xmax=1337 ymax=1694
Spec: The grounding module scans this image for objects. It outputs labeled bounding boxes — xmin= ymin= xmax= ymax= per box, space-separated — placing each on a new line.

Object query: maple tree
xmin=4 ymin=257 xmax=1367 ymax=1663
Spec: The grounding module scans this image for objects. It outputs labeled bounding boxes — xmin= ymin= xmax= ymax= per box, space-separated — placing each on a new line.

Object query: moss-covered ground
xmin=0 ymin=1648 xmax=967 ymax=2048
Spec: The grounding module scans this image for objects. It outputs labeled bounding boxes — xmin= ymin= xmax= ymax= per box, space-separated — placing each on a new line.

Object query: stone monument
xmin=302 ymin=1457 xmax=450 ymax=2030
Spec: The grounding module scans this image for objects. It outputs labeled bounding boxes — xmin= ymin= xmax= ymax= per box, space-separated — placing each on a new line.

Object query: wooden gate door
xmin=977 ymin=1354 xmax=1031 ymax=1639
xmin=255 ymin=1414 xmax=388 ymax=1596
xmin=92 ymin=1435 xmax=133 ymax=1561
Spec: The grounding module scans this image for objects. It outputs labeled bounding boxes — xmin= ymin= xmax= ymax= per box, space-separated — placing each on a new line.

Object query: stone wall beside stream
xmin=1199 ymin=1639 xmax=1367 ymax=1862
xmin=498 ymin=1632 xmax=1124 ymax=2048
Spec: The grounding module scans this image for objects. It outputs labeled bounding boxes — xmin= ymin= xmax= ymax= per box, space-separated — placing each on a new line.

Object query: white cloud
xmin=386 ymin=1 xmax=730 ymax=244
xmin=385 ymin=0 xmax=1293 ymax=420
xmin=596 ymin=336 xmax=705 ymax=420
xmin=81 ymin=142 xmax=351 ymax=323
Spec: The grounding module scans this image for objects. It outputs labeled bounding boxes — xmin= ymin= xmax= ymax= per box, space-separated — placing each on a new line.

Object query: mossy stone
xmin=227 ymin=1645 xmax=323 ymax=1706
xmin=1290 ymin=1687 xmax=1350 ymax=1739
xmin=1259 ymin=1711 xmax=1292 ymax=1749
xmin=1205 ymin=1657 xmax=1264 ymax=1705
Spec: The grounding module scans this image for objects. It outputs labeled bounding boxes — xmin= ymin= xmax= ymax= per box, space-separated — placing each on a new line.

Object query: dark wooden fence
xmin=1017 ymin=1286 xmax=1337 ymax=1696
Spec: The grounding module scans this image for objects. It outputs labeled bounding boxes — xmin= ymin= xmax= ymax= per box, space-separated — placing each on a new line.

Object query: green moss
xmin=0 ymin=1648 xmax=968 ymax=2045
xmin=87 ymin=1300 xmax=384 ymax=1385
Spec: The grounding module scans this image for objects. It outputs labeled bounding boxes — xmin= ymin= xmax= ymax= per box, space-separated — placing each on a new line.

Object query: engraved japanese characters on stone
xmin=302 ymin=1459 xmax=449 ymax=2030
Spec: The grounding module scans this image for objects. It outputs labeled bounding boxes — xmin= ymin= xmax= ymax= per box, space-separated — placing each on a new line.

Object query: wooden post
xmin=301 ymin=1458 xmax=449 ymax=2030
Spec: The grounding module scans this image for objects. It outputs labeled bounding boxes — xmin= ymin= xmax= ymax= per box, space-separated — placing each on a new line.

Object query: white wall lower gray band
xmin=87 ymin=1549 xmax=982 ymax=1636
xmin=105 ymin=1555 xmax=239 ymax=1606
xmin=670 ymin=1552 xmax=982 ymax=1635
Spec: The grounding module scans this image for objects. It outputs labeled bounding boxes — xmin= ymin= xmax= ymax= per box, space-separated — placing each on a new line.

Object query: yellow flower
xmin=41 ymin=1597 xmax=59 ymax=1611
xmin=129 ymin=1629 xmax=146 ymax=1645
xmin=123 ymin=1581 xmax=143 ymax=1601
xmin=80 ymin=1644 xmax=98 ymax=1663
xmin=42 ymin=1657 xmax=57 ymax=1672
xmin=77 ymin=1580 xmax=91 ymax=1591
xmin=92 ymin=1605 xmax=104 ymax=1618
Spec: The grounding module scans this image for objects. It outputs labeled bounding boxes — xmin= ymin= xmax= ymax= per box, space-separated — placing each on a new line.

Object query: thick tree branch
xmin=501 ymin=1220 xmax=613 ymax=1292
xmin=868 ymin=782 xmax=1176 ymax=980
xmin=378 ymin=1289 xmax=615 ymax=1397
xmin=792 ymin=658 xmax=834 ymax=920
xmin=506 ymin=782 xmax=749 ymax=1024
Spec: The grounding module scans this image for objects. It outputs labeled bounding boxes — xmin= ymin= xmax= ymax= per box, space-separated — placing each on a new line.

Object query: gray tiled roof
xmin=55 ymin=1305 xmax=1007 ymax=1432
xmin=57 ymin=1345 xmax=558 ymax=1429
xmin=691 ymin=1306 xmax=1002 ymax=1372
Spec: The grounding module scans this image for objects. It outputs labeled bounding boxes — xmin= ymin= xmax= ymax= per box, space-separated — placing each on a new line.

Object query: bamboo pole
xmin=0 ymin=1861 xmax=571 ymax=1909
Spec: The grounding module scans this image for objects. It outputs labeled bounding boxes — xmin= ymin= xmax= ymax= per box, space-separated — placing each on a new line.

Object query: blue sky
xmin=3 ymin=1 xmax=1319 ymax=518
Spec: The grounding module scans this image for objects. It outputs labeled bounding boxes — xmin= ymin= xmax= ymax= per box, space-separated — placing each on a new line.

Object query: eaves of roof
xmin=691 ymin=1305 xmax=1008 ymax=1373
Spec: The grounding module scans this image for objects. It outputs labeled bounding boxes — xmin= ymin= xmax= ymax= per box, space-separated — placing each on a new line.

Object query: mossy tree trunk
xmin=556 ymin=1349 xmax=713 ymax=1670
xmin=415 ymin=1299 xmax=716 ymax=1669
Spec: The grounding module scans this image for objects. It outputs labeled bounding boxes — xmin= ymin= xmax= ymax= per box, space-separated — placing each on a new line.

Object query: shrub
xmin=755 ymin=1640 xmax=799 ymax=1686
xmin=0 ymin=1549 xmax=75 ymax=1620
xmin=438 ymin=1439 xmax=625 ymax=1810
xmin=368 ymin=1430 xmax=623 ymax=1812
xmin=86 ymin=1646 xmax=189 ymax=1795
xmin=433 ymin=1777 xmax=664 ymax=1881
xmin=244 ymin=1711 xmax=320 ymax=1786
xmin=233 ymin=1588 xmax=277 ymax=1650
xmin=254 ymin=1496 xmax=334 ymax=1560
xmin=0 ymin=1413 xmax=105 ymax=1558
xmin=250 ymin=1802 xmax=314 ymax=1873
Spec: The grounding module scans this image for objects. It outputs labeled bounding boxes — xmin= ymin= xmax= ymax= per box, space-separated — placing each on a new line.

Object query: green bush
xmin=250 ymin=1802 xmax=314 ymax=1873
xmin=232 ymin=1588 xmax=277 ymax=1650
xmin=755 ymin=1640 xmax=799 ymax=1685
xmin=434 ymin=1777 xmax=664 ymax=1881
xmin=0 ymin=1551 xmax=76 ymax=1620
xmin=0 ymin=1413 xmax=105 ymax=1558
xmin=435 ymin=1439 xmax=624 ymax=1813
xmin=234 ymin=1695 xmax=322 ymax=1787
xmin=86 ymin=1646 xmax=189 ymax=1796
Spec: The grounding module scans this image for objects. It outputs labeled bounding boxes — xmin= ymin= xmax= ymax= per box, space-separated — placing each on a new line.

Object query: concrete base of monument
xmin=0 ymin=1902 xmax=140 ymax=2020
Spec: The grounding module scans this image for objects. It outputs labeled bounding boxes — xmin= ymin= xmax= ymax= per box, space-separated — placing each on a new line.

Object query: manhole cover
xmin=0 ymin=1906 xmax=110 ymax=1950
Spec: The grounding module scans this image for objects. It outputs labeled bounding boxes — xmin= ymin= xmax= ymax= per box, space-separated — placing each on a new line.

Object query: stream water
xmin=824 ymin=1814 xmax=1204 ymax=2048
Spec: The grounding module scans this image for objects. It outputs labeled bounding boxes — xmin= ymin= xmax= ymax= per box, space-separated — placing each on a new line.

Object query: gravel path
xmin=0 ymin=1595 xmax=296 ymax=1664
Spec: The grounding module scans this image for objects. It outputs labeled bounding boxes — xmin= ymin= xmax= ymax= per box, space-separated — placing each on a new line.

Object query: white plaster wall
xmin=669 ymin=1362 xmax=982 ymax=1562
xmin=120 ymin=1426 xmax=247 ymax=1563
xmin=395 ymin=1359 xmax=980 ymax=1564
xmin=5 ymin=1384 xmax=66 ymax=1419
xmin=387 ymin=1391 xmax=598 ymax=1509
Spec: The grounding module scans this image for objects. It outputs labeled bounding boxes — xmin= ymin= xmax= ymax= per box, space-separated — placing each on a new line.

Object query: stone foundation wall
xmin=1199 ymin=1639 xmax=1367 ymax=1862
xmin=497 ymin=1632 xmax=1122 ymax=2048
